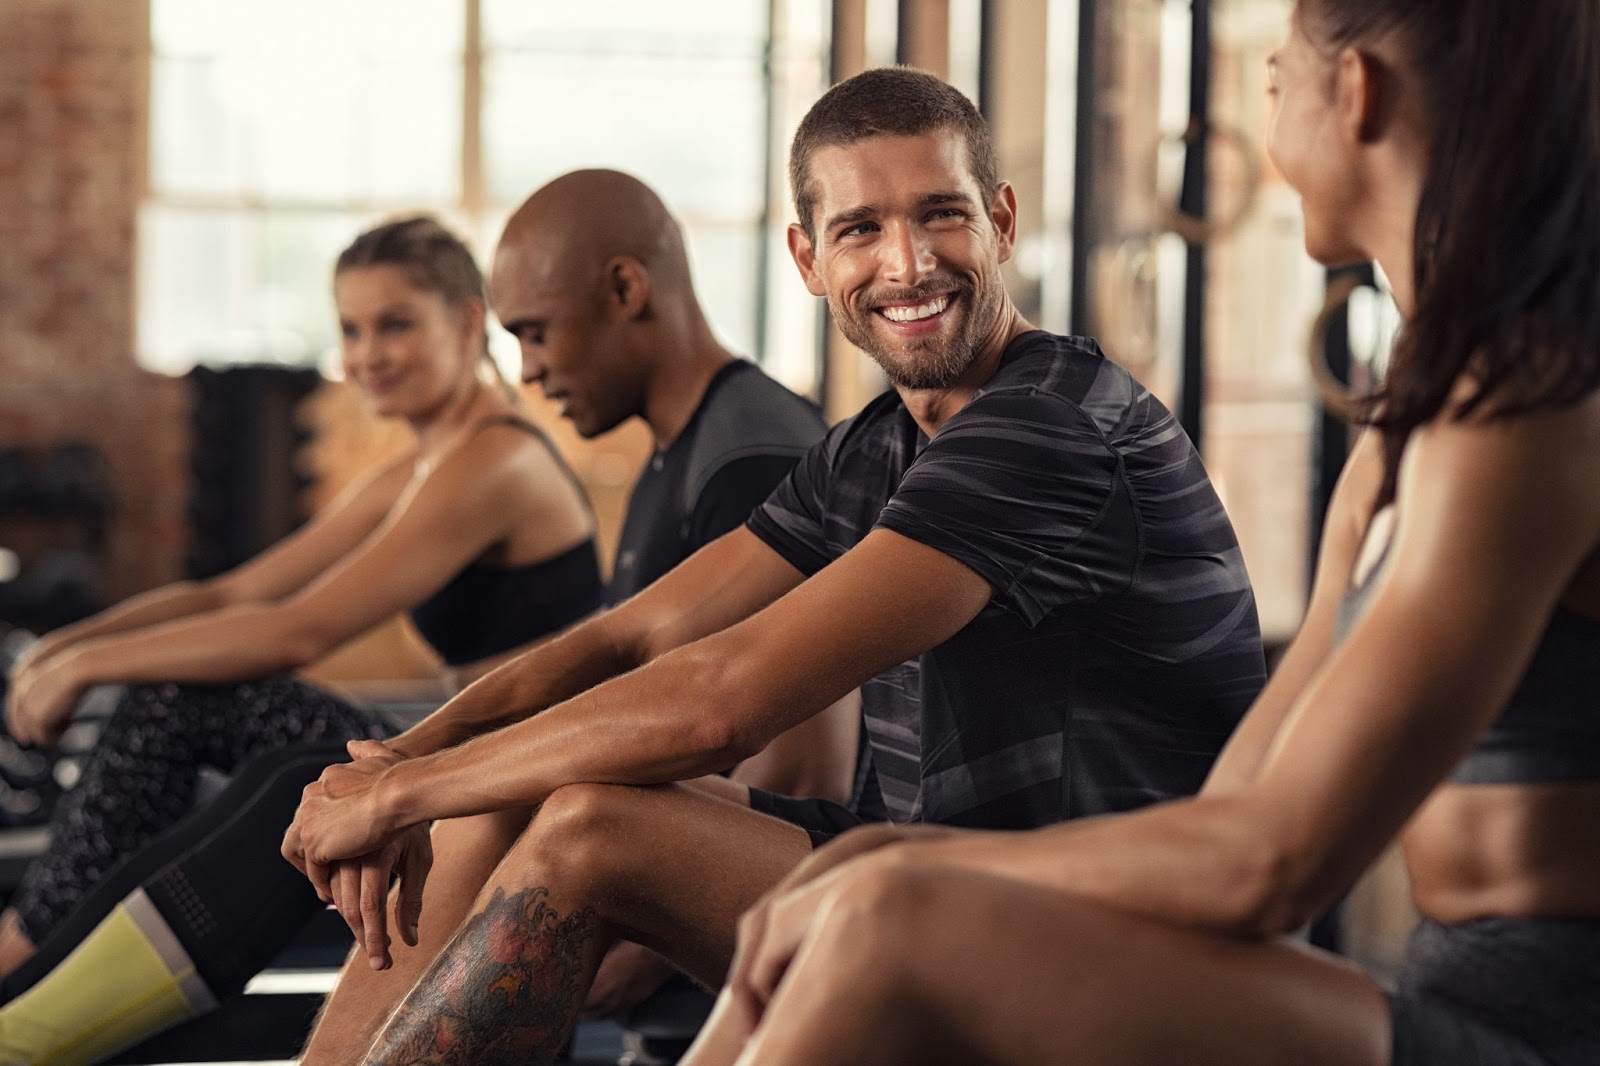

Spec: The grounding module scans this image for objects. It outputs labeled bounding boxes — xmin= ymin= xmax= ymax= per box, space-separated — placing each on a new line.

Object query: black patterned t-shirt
xmin=748 ymin=330 xmax=1265 ymax=828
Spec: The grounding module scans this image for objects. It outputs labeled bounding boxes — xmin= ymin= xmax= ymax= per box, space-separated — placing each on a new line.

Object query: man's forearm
xmin=378 ymin=637 xmax=770 ymax=826
xmin=385 ymin=612 xmax=642 ymax=759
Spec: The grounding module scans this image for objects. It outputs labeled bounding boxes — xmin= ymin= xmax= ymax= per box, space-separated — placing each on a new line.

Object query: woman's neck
xmin=412 ymin=373 xmax=511 ymax=454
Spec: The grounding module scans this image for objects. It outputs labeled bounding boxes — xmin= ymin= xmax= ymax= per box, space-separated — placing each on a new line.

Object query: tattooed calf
xmin=364 ymin=886 xmax=600 ymax=1066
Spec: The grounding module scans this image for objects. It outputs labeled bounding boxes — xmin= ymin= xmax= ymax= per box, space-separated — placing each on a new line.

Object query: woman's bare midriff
xmin=1402 ymin=780 xmax=1600 ymax=922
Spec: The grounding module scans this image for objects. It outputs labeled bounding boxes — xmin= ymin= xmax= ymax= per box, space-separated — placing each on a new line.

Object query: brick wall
xmin=0 ymin=0 xmax=189 ymax=601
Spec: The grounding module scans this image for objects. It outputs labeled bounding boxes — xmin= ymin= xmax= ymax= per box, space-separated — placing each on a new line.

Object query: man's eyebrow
xmin=498 ymin=315 xmax=542 ymax=335
xmin=822 ymin=204 xmax=878 ymax=235
xmin=824 ymin=192 xmax=979 ymax=234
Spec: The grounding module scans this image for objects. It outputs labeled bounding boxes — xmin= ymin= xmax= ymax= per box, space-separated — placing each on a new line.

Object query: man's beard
xmin=831 ymin=279 xmax=1000 ymax=391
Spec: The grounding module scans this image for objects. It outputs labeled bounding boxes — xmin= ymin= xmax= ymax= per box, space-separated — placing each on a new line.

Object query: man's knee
xmin=505 ymin=783 xmax=657 ymax=897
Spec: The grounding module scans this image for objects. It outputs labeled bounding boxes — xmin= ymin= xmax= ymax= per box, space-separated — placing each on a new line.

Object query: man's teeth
xmin=881 ymin=295 xmax=950 ymax=322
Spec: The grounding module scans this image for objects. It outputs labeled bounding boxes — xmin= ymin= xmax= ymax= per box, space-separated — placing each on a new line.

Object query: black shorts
xmin=746 ymin=788 xmax=867 ymax=849
xmin=1387 ymin=916 xmax=1600 ymax=1065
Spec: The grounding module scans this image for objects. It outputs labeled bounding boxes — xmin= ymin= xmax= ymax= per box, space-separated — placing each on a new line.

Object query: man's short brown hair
xmin=789 ymin=66 xmax=999 ymax=239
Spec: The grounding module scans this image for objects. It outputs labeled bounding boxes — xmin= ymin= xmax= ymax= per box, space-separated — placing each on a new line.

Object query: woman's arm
xmin=1200 ymin=430 xmax=1383 ymax=796
xmin=884 ymin=402 xmax=1600 ymax=937
xmin=13 ymin=453 xmax=414 ymax=673
xmin=8 ymin=429 xmax=560 ymax=740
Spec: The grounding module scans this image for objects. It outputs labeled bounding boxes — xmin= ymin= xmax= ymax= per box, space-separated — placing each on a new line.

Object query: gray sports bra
xmin=1337 ymin=545 xmax=1600 ymax=784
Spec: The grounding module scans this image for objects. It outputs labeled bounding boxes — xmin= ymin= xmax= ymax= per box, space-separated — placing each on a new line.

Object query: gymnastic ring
xmin=1307 ymin=272 xmax=1372 ymax=422
xmin=1148 ymin=118 xmax=1263 ymax=246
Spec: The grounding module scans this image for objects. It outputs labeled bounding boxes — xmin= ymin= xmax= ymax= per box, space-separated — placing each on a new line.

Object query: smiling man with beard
xmin=285 ymin=67 xmax=1265 ymax=1066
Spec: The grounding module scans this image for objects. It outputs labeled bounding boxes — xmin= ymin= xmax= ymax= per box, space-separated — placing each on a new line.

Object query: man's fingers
xmin=307 ymin=856 xmax=333 ymax=903
xmin=281 ymin=825 xmax=308 ymax=876
xmin=335 ymin=862 xmax=364 ymax=944
xmin=360 ymin=859 xmax=392 ymax=970
xmin=394 ymin=835 xmax=432 ymax=947
xmin=347 ymin=738 xmax=391 ymax=760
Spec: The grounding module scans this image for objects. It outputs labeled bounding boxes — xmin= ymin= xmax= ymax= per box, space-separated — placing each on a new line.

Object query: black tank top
xmin=407 ymin=417 xmax=604 ymax=667
xmin=1337 ymin=544 xmax=1600 ymax=784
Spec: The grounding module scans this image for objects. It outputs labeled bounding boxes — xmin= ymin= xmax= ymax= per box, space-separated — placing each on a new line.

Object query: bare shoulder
xmin=1404 ymin=387 xmax=1600 ymax=510
xmin=421 ymin=418 xmax=592 ymax=555
xmin=430 ymin=419 xmax=571 ymax=499
xmin=1394 ymin=389 xmax=1600 ymax=606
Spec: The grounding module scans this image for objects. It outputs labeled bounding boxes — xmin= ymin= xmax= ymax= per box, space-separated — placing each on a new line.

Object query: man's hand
xmin=282 ymin=740 xmax=431 ymax=972
xmin=582 ymin=941 xmax=677 ymax=1018
xmin=331 ymin=823 xmax=434 ymax=972
xmin=284 ymin=740 xmax=407 ymax=894
xmin=5 ymin=653 xmax=88 ymax=748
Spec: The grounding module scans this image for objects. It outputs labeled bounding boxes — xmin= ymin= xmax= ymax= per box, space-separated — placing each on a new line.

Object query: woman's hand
xmin=5 ymin=652 xmax=90 ymax=748
xmin=767 ymin=821 xmax=957 ymax=899
xmin=725 ymin=823 xmax=961 ymax=1022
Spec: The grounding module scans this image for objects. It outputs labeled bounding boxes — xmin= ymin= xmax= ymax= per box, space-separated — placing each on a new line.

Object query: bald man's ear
xmin=786 ymin=223 xmax=827 ymax=297
xmin=603 ymin=257 xmax=652 ymax=321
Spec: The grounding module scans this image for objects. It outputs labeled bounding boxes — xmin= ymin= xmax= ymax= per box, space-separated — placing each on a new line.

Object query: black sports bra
xmin=407 ymin=417 xmax=604 ymax=667
xmin=1336 ymin=543 xmax=1600 ymax=784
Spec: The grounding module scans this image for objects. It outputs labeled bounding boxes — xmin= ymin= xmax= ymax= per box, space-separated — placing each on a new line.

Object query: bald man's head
xmin=493 ymin=169 xmax=691 ymax=301
xmin=490 ymin=170 xmax=699 ymax=438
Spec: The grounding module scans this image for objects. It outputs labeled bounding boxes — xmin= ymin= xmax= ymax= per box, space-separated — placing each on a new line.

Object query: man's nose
xmin=520 ymin=348 xmax=546 ymax=385
xmin=880 ymin=222 xmax=936 ymax=286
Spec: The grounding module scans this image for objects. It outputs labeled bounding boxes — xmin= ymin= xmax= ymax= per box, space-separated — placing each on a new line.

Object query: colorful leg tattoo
xmin=362 ymin=886 xmax=600 ymax=1066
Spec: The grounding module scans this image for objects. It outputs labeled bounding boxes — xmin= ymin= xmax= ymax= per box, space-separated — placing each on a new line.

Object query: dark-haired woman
xmin=685 ymin=2 xmax=1600 ymax=1064
xmin=0 ymin=217 xmax=602 ymax=1029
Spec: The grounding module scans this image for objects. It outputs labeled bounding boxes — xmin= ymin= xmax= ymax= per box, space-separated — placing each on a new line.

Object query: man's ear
xmin=786 ymin=223 xmax=827 ymax=297
xmin=604 ymin=256 xmax=652 ymax=320
xmin=989 ymin=181 xmax=1019 ymax=266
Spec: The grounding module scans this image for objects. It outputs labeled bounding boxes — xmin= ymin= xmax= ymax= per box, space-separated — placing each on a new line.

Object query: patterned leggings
xmin=10 ymin=677 xmax=383 ymax=941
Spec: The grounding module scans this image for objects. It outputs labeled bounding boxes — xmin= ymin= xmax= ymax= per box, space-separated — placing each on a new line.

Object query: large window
xmin=139 ymin=0 xmax=829 ymax=395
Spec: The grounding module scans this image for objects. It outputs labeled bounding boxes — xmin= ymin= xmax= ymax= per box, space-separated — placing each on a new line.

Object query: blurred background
xmin=0 ymin=0 xmax=1410 ymax=990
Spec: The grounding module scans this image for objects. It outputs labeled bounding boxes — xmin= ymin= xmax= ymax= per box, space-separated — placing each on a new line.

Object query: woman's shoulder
xmin=1399 ymin=385 xmax=1600 ymax=542
xmin=418 ymin=413 xmax=589 ymax=525
xmin=434 ymin=414 xmax=565 ymax=480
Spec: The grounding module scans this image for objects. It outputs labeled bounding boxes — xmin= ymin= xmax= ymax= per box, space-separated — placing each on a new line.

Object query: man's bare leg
xmin=362 ymin=782 xmax=813 ymax=1066
xmin=300 ymin=807 xmax=532 ymax=1065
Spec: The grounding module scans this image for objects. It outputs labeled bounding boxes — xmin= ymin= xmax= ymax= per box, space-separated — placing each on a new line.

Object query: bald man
xmin=293 ymin=171 xmax=855 ymax=1062
xmin=492 ymin=170 xmax=826 ymax=607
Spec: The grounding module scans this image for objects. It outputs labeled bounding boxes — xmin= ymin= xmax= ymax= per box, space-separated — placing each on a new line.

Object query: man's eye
xmin=839 ymin=222 xmax=878 ymax=239
xmin=381 ymin=319 xmax=413 ymax=333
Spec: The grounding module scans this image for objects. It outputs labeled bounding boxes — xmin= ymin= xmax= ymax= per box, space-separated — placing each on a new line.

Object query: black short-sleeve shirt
xmin=748 ymin=331 xmax=1265 ymax=828
xmin=608 ymin=360 xmax=825 ymax=604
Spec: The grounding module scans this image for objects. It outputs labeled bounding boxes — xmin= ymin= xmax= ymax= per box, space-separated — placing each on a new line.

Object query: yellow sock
xmin=0 ymin=889 xmax=216 ymax=1066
